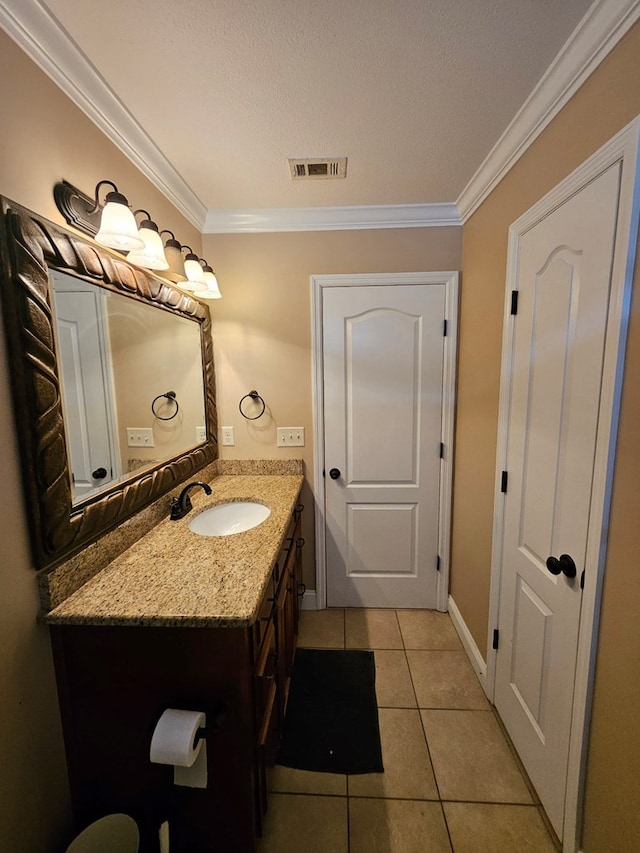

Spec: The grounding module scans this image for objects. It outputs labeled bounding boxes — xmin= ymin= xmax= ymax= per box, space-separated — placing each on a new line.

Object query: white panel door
xmin=323 ymin=284 xmax=445 ymax=608
xmin=54 ymin=290 xmax=116 ymax=500
xmin=495 ymin=163 xmax=622 ymax=838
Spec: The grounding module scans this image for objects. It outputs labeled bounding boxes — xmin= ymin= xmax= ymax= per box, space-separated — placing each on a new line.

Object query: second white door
xmin=494 ymin=162 xmax=623 ymax=839
xmin=323 ymin=281 xmax=448 ymax=608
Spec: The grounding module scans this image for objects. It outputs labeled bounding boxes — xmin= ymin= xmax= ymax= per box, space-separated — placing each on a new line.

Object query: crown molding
xmin=457 ymin=0 xmax=640 ymax=223
xmin=203 ymin=203 xmax=461 ymax=233
xmin=0 ymin=0 xmax=207 ymax=230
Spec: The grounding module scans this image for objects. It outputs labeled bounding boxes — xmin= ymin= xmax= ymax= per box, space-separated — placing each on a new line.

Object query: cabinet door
xmin=254 ymin=619 xmax=278 ymax=831
xmin=274 ymin=562 xmax=290 ymax=726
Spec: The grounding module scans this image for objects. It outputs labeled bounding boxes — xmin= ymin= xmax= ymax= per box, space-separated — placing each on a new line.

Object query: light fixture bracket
xmin=53 ymin=180 xmax=102 ymax=236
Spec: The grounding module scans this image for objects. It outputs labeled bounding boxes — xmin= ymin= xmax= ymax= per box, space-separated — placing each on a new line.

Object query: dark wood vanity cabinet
xmin=253 ymin=504 xmax=303 ymax=829
xmin=50 ymin=505 xmax=304 ymax=853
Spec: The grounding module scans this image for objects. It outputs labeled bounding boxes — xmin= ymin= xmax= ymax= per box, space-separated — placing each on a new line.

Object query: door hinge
xmin=501 ymin=470 xmax=508 ymax=493
xmin=510 ymin=290 xmax=519 ymax=315
xmin=439 ymin=442 xmax=444 ymax=459
xmin=436 ymin=555 xmax=441 ymax=572
xmin=492 ymin=629 xmax=499 ymax=650
xmin=443 ymin=318 xmax=448 ymax=336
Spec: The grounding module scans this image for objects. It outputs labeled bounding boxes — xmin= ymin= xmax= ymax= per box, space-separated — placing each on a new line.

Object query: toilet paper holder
xmin=188 ymin=702 xmax=229 ymax=747
xmin=149 ymin=703 xmax=230 ymax=790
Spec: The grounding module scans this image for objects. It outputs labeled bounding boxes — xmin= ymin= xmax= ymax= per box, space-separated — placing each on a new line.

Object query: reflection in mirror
xmin=50 ymin=270 xmax=206 ymax=505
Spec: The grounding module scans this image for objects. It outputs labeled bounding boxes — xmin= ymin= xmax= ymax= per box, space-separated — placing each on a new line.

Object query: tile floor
xmin=258 ymin=608 xmax=560 ymax=853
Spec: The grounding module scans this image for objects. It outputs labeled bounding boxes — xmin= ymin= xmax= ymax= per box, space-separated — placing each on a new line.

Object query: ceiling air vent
xmin=288 ymin=157 xmax=347 ymax=180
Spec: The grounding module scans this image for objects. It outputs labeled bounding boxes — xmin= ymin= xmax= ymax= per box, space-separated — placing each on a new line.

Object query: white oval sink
xmin=188 ymin=501 xmax=271 ymax=536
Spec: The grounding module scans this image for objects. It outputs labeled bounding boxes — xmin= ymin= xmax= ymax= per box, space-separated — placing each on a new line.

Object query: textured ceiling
xmin=43 ymin=0 xmax=593 ymax=210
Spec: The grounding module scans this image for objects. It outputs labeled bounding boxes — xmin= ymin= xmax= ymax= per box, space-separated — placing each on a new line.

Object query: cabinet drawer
xmin=254 ymin=620 xmax=277 ymax=722
xmin=251 ymin=576 xmax=275 ymax=659
xmin=273 ymin=511 xmax=300 ymax=584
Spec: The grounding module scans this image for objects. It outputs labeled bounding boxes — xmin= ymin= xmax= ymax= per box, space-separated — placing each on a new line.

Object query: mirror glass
xmin=50 ymin=270 xmax=206 ymax=505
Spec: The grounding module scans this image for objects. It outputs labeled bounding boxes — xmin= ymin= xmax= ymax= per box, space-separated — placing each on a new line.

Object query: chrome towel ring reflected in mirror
xmin=152 ymin=390 xmax=180 ymax=420
xmin=239 ymin=390 xmax=266 ymax=420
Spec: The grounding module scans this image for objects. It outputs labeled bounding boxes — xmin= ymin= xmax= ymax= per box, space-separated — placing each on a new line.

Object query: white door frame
xmin=311 ymin=271 xmax=459 ymax=613
xmin=487 ymin=117 xmax=640 ymax=851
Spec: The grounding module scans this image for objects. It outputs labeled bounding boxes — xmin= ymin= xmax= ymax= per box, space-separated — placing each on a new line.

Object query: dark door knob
xmin=546 ymin=556 xmax=562 ymax=575
xmin=92 ymin=467 xmax=108 ymax=479
xmin=329 ymin=468 xmax=341 ymax=480
xmin=558 ymin=554 xmax=577 ymax=578
xmin=546 ymin=554 xmax=577 ymax=579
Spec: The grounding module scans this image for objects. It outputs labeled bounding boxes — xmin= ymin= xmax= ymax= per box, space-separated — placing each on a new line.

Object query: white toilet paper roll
xmin=150 ymin=709 xmax=205 ymax=767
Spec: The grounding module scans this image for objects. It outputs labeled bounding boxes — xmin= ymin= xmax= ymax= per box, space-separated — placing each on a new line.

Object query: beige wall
xmin=203 ymin=227 xmax=462 ymax=586
xmin=453 ymin=21 xmax=640 ymax=850
xmin=0 ymin=31 xmax=200 ymax=851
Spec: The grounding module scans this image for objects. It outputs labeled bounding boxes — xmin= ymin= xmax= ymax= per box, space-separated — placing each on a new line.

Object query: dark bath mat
xmin=277 ymin=648 xmax=384 ymax=775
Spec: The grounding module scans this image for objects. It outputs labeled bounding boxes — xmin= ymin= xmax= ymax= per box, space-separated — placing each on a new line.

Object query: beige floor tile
xmin=374 ymin=650 xmax=417 ymax=708
xmin=350 ymin=798 xmax=452 ymax=853
xmin=349 ymin=708 xmax=438 ymax=800
xmin=297 ymin=608 xmax=344 ymax=648
xmin=421 ymin=710 xmax=533 ymax=803
xmin=257 ymin=793 xmax=348 ymax=853
xmin=346 ymin=609 xmax=403 ymax=649
xmin=268 ymin=764 xmax=347 ymax=796
xmin=443 ymin=802 xmax=557 ymax=852
xmin=407 ymin=651 xmax=490 ymax=709
xmin=397 ymin=610 xmax=463 ymax=650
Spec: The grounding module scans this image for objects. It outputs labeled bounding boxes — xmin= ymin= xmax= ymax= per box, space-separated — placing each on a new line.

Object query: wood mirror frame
xmin=0 ymin=196 xmax=218 ymax=570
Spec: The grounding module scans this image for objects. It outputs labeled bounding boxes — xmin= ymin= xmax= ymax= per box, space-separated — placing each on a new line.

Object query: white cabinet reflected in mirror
xmin=50 ymin=270 xmax=207 ymax=505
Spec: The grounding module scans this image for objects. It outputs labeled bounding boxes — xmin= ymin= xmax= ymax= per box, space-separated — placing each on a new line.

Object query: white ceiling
xmin=2 ymin=1 xmax=639 ymax=229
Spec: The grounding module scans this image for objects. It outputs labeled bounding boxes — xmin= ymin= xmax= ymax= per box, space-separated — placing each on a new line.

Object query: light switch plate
xmin=277 ymin=427 xmax=305 ymax=447
xmin=221 ymin=426 xmax=235 ymax=446
xmin=196 ymin=426 xmax=207 ymax=443
xmin=126 ymin=427 xmax=155 ymax=447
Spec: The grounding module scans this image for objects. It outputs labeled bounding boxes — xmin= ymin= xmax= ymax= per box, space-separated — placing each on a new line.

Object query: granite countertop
xmin=45 ymin=473 xmax=303 ymax=629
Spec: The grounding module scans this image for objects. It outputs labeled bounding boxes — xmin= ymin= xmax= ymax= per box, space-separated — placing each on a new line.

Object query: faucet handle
xmin=169 ymin=497 xmax=180 ymax=520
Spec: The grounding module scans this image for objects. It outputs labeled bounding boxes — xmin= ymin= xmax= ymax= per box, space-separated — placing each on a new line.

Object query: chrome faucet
xmin=170 ymin=481 xmax=212 ymax=520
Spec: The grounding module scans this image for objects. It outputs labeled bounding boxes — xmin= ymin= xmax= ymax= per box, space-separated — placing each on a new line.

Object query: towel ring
xmin=152 ymin=391 xmax=179 ymax=421
xmin=239 ymin=390 xmax=266 ymax=420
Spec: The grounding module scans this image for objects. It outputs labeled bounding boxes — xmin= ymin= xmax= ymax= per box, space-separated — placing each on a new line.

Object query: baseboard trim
xmin=300 ymin=589 xmax=318 ymax=610
xmin=448 ymin=595 xmax=488 ymax=694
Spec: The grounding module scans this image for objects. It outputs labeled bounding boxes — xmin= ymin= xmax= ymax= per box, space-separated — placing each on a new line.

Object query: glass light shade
xmin=183 ymin=256 xmax=206 ymax=290
xmin=198 ymin=269 xmax=222 ymax=299
xmin=126 ymin=225 xmax=170 ymax=270
xmin=163 ymin=241 xmax=187 ymax=283
xmin=95 ymin=200 xmax=144 ymax=251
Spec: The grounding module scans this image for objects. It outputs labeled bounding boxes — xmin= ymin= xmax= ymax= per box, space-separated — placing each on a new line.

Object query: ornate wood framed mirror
xmin=0 ymin=197 xmax=218 ymax=569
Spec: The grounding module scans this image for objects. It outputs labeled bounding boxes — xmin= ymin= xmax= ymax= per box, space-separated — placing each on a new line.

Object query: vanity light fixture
xmin=53 ymin=181 xmax=220 ymax=295
xmin=198 ymin=261 xmax=222 ymax=299
xmin=181 ymin=246 xmax=207 ymax=291
xmin=160 ymin=230 xmax=188 ymax=282
xmin=126 ymin=210 xmax=170 ymax=270
xmin=92 ymin=181 xmax=145 ymax=251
